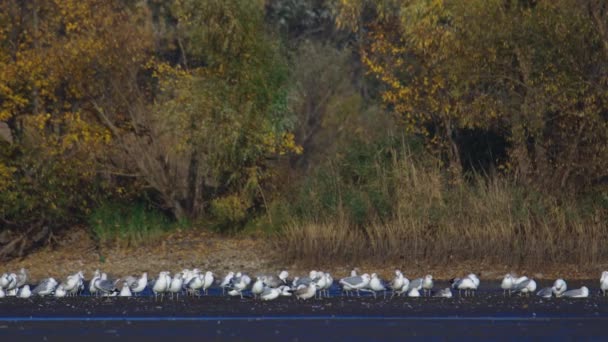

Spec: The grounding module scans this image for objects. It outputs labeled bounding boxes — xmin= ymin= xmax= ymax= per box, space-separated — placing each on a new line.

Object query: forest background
xmin=0 ymin=0 xmax=606 ymax=269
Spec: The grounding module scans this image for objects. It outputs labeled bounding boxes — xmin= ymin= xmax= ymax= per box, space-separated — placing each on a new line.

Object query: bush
xmin=278 ymin=135 xmax=608 ymax=266
xmin=88 ymin=202 xmax=175 ymax=247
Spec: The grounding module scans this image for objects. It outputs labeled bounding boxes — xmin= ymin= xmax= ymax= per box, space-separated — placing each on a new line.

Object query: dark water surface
xmin=1 ymin=280 xmax=607 ymax=341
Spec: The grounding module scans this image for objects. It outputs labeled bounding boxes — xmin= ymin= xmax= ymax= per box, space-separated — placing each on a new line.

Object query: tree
xmin=334 ymin=0 xmax=608 ymax=191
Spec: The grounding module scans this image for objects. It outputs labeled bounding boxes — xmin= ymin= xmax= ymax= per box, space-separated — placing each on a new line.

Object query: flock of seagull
xmin=1 ymin=268 xmax=608 ymax=301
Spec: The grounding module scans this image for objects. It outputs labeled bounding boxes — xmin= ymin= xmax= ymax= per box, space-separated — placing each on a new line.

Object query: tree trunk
xmin=443 ymin=117 xmax=462 ymax=182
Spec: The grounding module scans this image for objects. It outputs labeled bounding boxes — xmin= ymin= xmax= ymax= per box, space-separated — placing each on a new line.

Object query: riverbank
xmin=3 ymin=226 xmax=607 ymax=282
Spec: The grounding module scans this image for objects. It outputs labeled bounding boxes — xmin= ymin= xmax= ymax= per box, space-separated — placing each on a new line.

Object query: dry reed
xmin=279 ymin=150 xmax=607 ymax=267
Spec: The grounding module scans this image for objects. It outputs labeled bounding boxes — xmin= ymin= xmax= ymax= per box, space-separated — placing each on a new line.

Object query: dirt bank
xmin=3 ymin=227 xmax=607 ymax=282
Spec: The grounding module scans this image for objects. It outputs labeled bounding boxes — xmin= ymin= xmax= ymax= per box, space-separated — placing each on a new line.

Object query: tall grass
xmin=89 ymin=202 xmax=177 ymax=247
xmin=279 ymin=138 xmax=607 ymax=266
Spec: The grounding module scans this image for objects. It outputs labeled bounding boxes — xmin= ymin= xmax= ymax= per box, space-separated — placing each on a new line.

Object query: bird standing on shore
xmin=451 ymin=276 xmax=476 ymax=297
xmin=513 ymin=278 xmax=536 ymax=297
xmin=202 ymin=271 xmax=214 ymax=295
xmin=129 ymin=272 xmax=147 ymax=296
xmin=600 ymin=272 xmax=608 ymax=296
xmin=295 ymin=283 xmax=316 ymax=300
xmin=152 ymin=271 xmax=170 ymax=301
xmin=369 ymin=273 xmax=387 ymax=299
xmin=252 ymin=277 xmax=265 ymax=299
xmin=263 ymin=271 xmax=289 ymax=288
xmin=18 ymin=284 xmax=31 ymax=298
xmin=54 ymin=285 xmax=67 ymax=298
xmin=168 ymin=272 xmax=183 ymax=300
xmin=120 ymin=281 xmax=132 ymax=297
xmin=339 ymin=274 xmax=370 ymax=296
xmin=220 ymin=272 xmax=234 ymax=295
xmin=15 ymin=268 xmax=28 ymax=288
xmin=553 ymin=279 xmax=567 ymax=297
xmin=390 ymin=270 xmax=404 ymax=297
xmin=32 ymin=278 xmax=58 ymax=297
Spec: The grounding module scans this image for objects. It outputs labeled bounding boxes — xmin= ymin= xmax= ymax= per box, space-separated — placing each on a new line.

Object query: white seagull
xmin=339 ymin=274 xmax=371 ymax=296
xmin=553 ymin=279 xmax=567 ymax=298
xmin=295 ymin=283 xmax=316 ymax=300
xmin=600 ymin=271 xmax=608 ymax=296
xmin=501 ymin=274 xmax=514 ymax=296
xmin=32 ymin=278 xmax=58 ymax=297
xmin=369 ymin=273 xmax=387 ymax=299
xmin=18 ymin=284 xmax=31 ymax=298
xmin=260 ymin=287 xmax=281 ymax=301
xmin=562 ymin=286 xmax=589 ymax=298
xmin=130 ymin=272 xmax=147 ymax=296
xmin=119 ymin=281 xmax=132 ymax=297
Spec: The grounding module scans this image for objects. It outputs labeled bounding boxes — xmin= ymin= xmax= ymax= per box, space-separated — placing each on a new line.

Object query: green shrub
xmin=89 ymin=202 xmax=175 ymax=247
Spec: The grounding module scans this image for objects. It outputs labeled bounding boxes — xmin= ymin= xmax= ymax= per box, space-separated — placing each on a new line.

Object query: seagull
xmin=32 ymin=278 xmax=58 ymax=297
xmin=369 ymin=273 xmax=387 ymax=299
xmin=322 ymin=273 xmax=334 ymax=298
xmin=15 ymin=268 xmax=28 ymax=288
xmin=313 ymin=272 xmax=329 ymax=298
xmin=435 ymin=288 xmax=453 ymax=298
xmin=512 ymin=278 xmax=537 ymax=296
xmin=396 ymin=275 xmax=411 ymax=297
xmin=536 ymin=287 xmax=553 ymax=298
xmin=263 ymin=271 xmax=289 ymax=288
xmin=119 ymin=281 xmax=132 ymax=297
xmin=562 ymin=286 xmax=589 ymax=298
xmin=513 ymin=275 xmax=530 ymax=286
xmin=54 ymin=284 xmax=67 ymax=298
xmin=260 ymin=287 xmax=281 ymax=301
xmin=553 ymin=279 xmax=567 ymax=297
xmin=292 ymin=276 xmax=313 ymax=288
xmin=89 ymin=270 xmax=102 ymax=297
xmin=412 ymin=275 xmax=434 ymax=296
xmin=5 ymin=273 xmax=17 ymax=294
xmin=152 ymin=271 xmax=170 ymax=301
xmin=186 ymin=273 xmax=204 ymax=296
xmin=232 ymin=273 xmax=251 ymax=292
xmin=451 ymin=276 xmax=476 ymax=297
xmin=168 ymin=272 xmax=184 ymax=300
xmin=600 ymin=272 xmax=608 ymax=296
xmin=62 ymin=272 xmax=83 ymax=297
xmin=339 ymin=274 xmax=371 ymax=296
xmin=408 ymin=287 xmax=421 ymax=297
xmin=252 ymin=277 xmax=265 ymax=299
xmin=409 ymin=277 xmax=423 ymax=293
xmin=202 ymin=271 xmax=214 ymax=295
xmin=130 ymin=272 xmax=147 ymax=296
xmin=390 ymin=270 xmax=405 ymax=297
xmin=295 ymin=283 xmax=316 ymax=300
xmin=229 ymin=273 xmax=251 ymax=298
xmin=18 ymin=284 xmax=31 ymax=298
xmin=501 ymin=274 xmax=515 ymax=296
xmin=220 ymin=272 xmax=234 ymax=295
xmin=0 ymin=273 xmax=12 ymax=289
xmin=181 ymin=269 xmax=197 ymax=286
xmin=94 ymin=274 xmax=117 ymax=296
xmin=451 ymin=274 xmax=479 ymax=297
xmin=468 ymin=274 xmax=480 ymax=295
